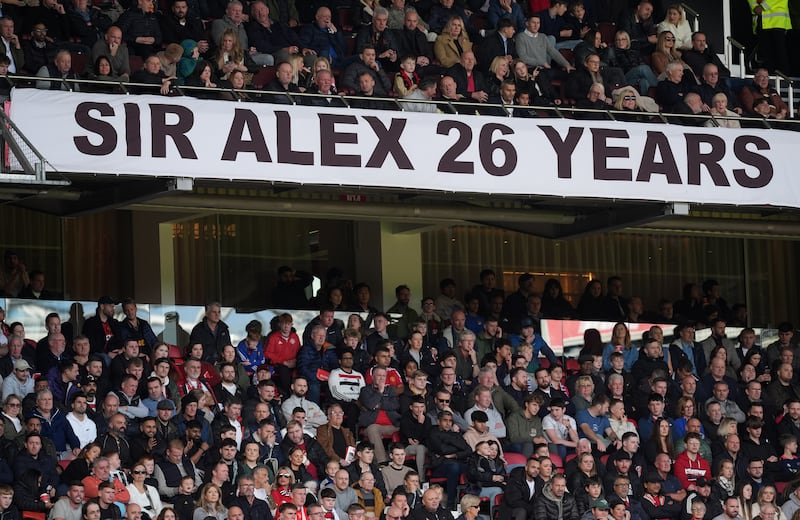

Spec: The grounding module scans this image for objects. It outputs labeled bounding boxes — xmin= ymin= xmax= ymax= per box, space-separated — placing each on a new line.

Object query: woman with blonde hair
xmin=486 ymin=56 xmax=511 ymax=97
xmin=213 ymin=28 xmax=255 ymax=84
xmin=305 ymin=56 xmax=335 ymax=90
xmin=657 ymin=4 xmax=692 ymax=51
xmin=434 ymin=16 xmax=472 ymax=68
xmin=751 ymin=485 xmax=787 ymax=520
xmin=193 ymin=483 xmax=227 ymax=520
xmin=651 ymin=30 xmax=684 ymax=77
xmin=271 ymin=466 xmax=296 ymax=507
xmin=456 ymin=494 xmax=481 ymax=520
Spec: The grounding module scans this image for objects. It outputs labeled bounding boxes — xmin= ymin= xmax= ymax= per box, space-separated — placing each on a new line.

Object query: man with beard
xmin=130 ymin=416 xmax=166 ymax=462
xmin=97 ymin=413 xmax=131 ymax=467
xmin=82 ymin=296 xmax=122 ymax=357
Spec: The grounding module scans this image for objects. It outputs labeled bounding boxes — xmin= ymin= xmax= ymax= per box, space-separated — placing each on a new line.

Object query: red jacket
xmin=673 ymin=450 xmax=711 ymax=490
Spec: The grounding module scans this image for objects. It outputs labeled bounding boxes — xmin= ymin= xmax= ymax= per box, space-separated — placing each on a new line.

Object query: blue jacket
xmin=30 ymin=407 xmax=80 ymax=453
xmin=297 ymin=343 xmax=338 ymax=383
xmin=298 ymin=24 xmax=344 ymax=63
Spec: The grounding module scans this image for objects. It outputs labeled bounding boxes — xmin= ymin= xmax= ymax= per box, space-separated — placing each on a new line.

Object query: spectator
xmin=656 ymin=4 xmax=691 ymax=51
xmin=342 ymin=45 xmax=392 ymax=95
xmin=210 ymin=0 xmax=247 ymax=49
xmin=298 ymin=7 xmax=345 ymax=68
xmin=434 ymin=16 xmax=472 ymax=68
xmin=487 ymin=0 xmax=525 ymax=33
xmin=160 ymin=0 xmax=207 ymax=52
xmin=23 ymin=24 xmax=57 ymax=75
xmin=35 ymin=49 xmax=80 ymax=91
xmin=618 ymin=0 xmax=657 ymax=54
xmin=537 ymin=0 xmax=580 ymax=50
xmin=118 ymin=0 xmax=162 ymax=56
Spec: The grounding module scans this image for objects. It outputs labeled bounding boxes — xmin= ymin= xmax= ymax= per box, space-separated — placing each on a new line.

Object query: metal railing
xmin=775 ymin=70 xmax=795 ymax=119
xmin=727 ymin=37 xmax=747 ymax=78
xmin=0 ymin=109 xmax=68 ymax=184
xmin=6 ymin=74 xmax=800 ymax=131
xmin=681 ymin=3 xmax=700 ymax=33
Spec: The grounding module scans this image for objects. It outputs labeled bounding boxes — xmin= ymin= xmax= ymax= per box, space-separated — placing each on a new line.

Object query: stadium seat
xmin=337 ymin=6 xmax=353 ymax=33
xmin=168 ymin=344 xmax=182 ymax=360
xmin=70 ymin=52 xmax=88 ymax=75
xmin=550 ymin=453 xmax=563 ymax=469
xmin=251 ymin=66 xmax=276 ymax=90
xmin=565 ymin=453 xmax=576 ymax=464
xmin=505 ymin=452 xmax=527 ymax=472
xmin=597 ymin=22 xmax=616 ymax=46
xmin=565 ymin=358 xmax=579 ymax=374
xmin=492 ymin=494 xmax=504 ymax=520
xmin=129 ymin=55 xmax=144 ymax=73
xmin=538 ymin=357 xmax=551 ymax=369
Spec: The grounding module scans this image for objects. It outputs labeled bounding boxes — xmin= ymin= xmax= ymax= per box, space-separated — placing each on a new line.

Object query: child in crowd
xmin=394 ymin=55 xmax=420 ymax=97
xmin=173 ymin=476 xmax=197 ymax=520
xmin=320 ymin=460 xmax=340 ymax=489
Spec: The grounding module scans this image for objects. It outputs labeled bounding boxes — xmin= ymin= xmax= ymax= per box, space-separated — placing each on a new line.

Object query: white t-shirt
xmin=542 ymin=413 xmax=576 ymax=442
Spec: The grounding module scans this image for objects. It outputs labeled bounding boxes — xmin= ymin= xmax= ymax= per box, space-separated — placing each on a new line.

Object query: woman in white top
xmin=656 ymin=4 xmax=693 ymax=51
xmin=127 ymin=462 xmax=164 ymax=520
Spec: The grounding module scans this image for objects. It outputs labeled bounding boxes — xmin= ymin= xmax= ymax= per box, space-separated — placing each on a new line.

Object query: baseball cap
xmin=520 ymin=318 xmax=534 ymax=328
xmin=14 ymin=360 xmax=31 ymax=371
xmin=592 ymin=498 xmax=610 ymax=510
xmin=97 ymin=296 xmax=117 ymax=305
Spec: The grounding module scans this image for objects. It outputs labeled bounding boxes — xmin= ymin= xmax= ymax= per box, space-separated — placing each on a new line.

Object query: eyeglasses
xmin=6 ymin=403 xmax=20 ymax=407
xmin=329 ymin=411 xmax=344 ymax=416
xmin=133 ymin=470 xmax=147 ymax=475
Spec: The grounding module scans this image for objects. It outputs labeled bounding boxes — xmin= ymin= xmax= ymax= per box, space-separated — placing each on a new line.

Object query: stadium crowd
xmin=0 ymin=0 xmax=795 ymax=125
xmin=0 ymin=257 xmax=796 ymax=520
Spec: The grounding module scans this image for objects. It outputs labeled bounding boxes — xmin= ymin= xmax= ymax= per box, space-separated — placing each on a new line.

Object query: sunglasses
xmin=624 ymin=96 xmax=636 ymax=101
xmin=437 ymin=399 xmax=450 ymax=403
xmin=133 ymin=470 xmax=148 ymax=475
xmin=665 ymin=37 xmax=675 ymax=41
xmin=279 ymin=474 xmax=292 ymax=478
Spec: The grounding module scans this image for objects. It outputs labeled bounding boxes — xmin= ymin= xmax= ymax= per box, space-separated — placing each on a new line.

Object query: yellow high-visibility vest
xmin=748 ymin=0 xmax=792 ymax=31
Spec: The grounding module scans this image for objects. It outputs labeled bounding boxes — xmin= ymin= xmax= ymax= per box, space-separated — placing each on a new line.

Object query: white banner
xmin=9 ymin=89 xmax=800 ymax=208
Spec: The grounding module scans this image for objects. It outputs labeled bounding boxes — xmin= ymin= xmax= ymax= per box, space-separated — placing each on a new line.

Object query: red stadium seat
xmin=597 ymin=22 xmax=616 ymax=46
xmin=565 ymin=358 xmax=579 ymax=374
xmin=129 ymin=55 xmax=144 ymax=73
xmin=71 ymin=52 xmax=88 ymax=75
xmin=550 ymin=453 xmax=563 ymax=469
xmin=504 ymin=452 xmax=527 ymax=467
xmin=251 ymin=66 xmax=276 ymax=89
